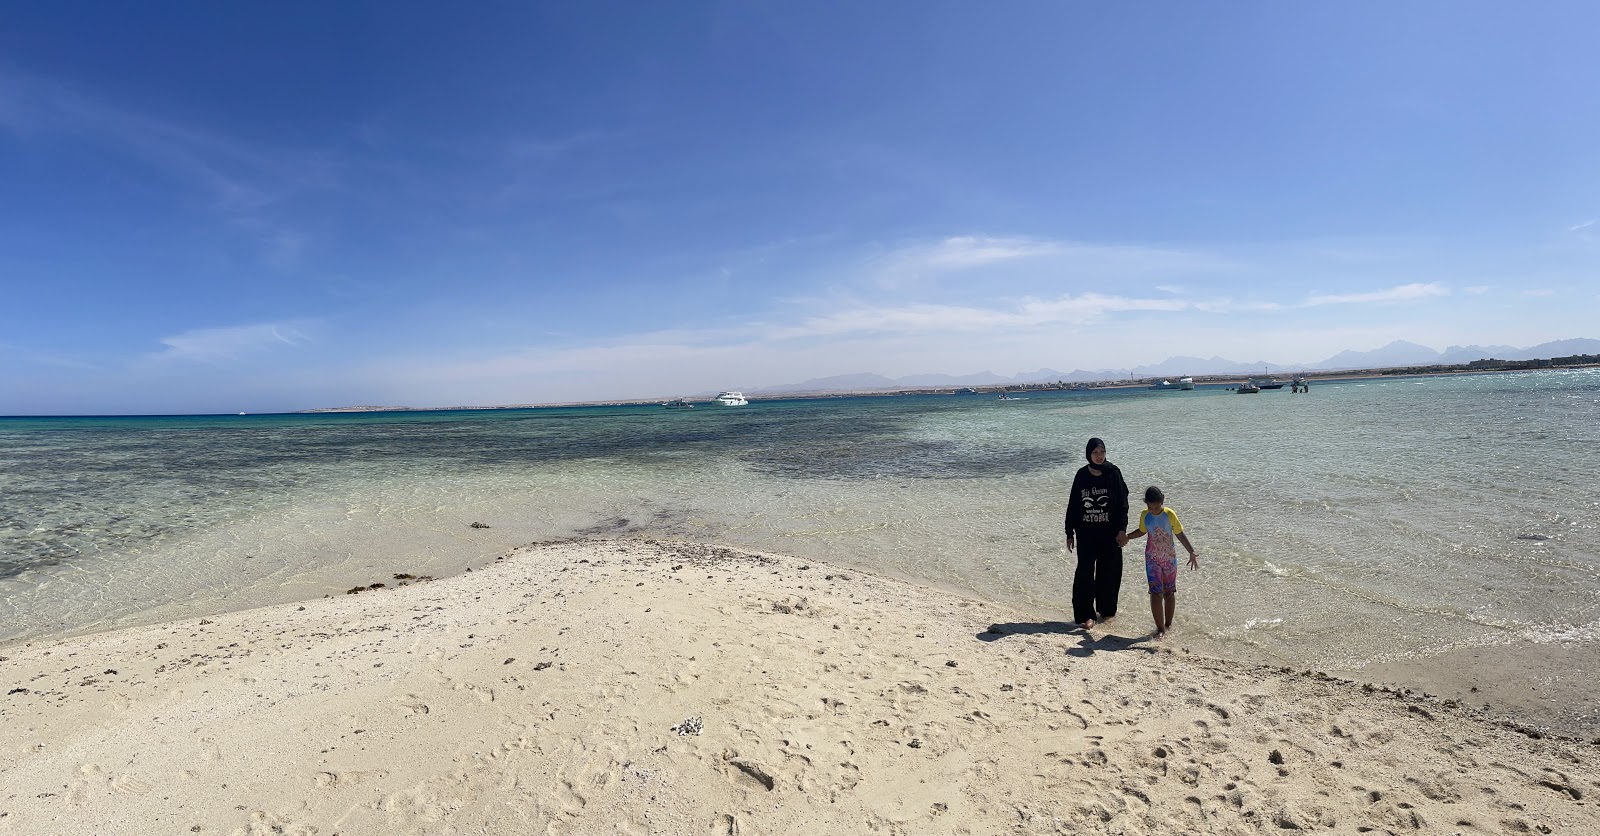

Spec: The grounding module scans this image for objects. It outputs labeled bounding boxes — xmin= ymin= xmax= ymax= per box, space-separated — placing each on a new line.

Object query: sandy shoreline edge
xmin=3 ymin=539 xmax=1596 ymax=835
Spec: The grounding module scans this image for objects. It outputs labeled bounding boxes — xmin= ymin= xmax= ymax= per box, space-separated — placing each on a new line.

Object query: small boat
xmin=1251 ymin=377 xmax=1285 ymax=390
xmin=713 ymin=391 xmax=748 ymax=406
xmin=1235 ymin=383 xmax=1261 ymax=394
xmin=661 ymin=399 xmax=693 ymax=410
xmin=996 ymin=392 xmax=1028 ymax=401
xmin=1150 ymin=377 xmax=1195 ymax=391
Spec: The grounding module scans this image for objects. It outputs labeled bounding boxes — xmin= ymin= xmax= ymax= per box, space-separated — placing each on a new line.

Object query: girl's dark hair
xmin=1144 ymin=485 xmax=1164 ymax=503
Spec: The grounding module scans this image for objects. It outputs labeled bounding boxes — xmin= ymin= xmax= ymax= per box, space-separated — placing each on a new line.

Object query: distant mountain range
xmin=746 ymin=337 xmax=1600 ymax=395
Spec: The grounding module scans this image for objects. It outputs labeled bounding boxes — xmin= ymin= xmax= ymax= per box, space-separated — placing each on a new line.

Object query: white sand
xmin=2 ymin=539 xmax=1596 ymax=835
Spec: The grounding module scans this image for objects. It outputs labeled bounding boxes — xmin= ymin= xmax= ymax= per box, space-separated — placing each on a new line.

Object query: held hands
xmin=1114 ymin=531 xmax=1130 ymax=548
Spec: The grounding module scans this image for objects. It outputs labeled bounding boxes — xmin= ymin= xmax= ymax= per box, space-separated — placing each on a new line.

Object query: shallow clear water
xmin=3 ymin=371 xmax=1598 ymax=675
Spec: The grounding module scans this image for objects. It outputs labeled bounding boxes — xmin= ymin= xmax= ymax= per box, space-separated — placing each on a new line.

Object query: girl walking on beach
xmin=1064 ymin=437 xmax=1130 ymax=630
xmin=1123 ymin=485 xmax=1199 ymax=639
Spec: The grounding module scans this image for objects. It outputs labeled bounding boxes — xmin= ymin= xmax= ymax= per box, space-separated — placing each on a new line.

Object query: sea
xmin=3 ymin=370 xmax=1598 ymax=699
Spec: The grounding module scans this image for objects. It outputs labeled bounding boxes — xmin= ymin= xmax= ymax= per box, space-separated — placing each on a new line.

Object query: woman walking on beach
xmin=1064 ymin=437 xmax=1130 ymax=629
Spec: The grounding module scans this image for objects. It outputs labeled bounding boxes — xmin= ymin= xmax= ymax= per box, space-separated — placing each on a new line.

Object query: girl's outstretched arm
xmin=1177 ymin=532 xmax=1198 ymax=569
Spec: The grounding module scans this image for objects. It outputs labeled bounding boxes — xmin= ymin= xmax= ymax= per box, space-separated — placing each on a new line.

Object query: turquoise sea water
xmin=3 ymin=371 xmax=1598 ymax=679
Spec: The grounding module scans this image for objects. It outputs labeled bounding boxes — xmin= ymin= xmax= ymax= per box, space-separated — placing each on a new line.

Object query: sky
xmin=2 ymin=1 xmax=1598 ymax=414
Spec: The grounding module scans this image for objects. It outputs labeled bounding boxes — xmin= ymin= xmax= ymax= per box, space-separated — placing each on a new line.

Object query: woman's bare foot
xmin=1153 ymin=629 xmax=1166 ymax=640
xmin=1082 ymin=619 xmax=1096 ymax=631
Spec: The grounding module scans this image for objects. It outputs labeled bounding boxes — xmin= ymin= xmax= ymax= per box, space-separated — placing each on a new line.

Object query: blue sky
xmin=2 ymin=1 xmax=1597 ymax=414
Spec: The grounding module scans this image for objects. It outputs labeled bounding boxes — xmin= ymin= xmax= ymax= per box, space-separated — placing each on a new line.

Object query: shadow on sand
xmin=975 ymin=621 xmax=1076 ymax=641
xmin=976 ymin=622 xmax=1155 ymax=656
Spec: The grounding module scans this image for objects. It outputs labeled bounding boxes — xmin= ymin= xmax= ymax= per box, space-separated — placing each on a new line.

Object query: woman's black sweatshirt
xmin=1063 ymin=462 xmax=1130 ymax=543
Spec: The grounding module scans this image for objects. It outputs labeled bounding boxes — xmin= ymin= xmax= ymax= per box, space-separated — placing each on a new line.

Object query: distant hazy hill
xmin=1129 ymin=356 xmax=1297 ymax=377
xmin=748 ymin=337 xmax=1598 ymax=395
xmin=1437 ymin=343 xmax=1522 ymax=365
xmin=751 ymin=373 xmax=901 ymax=394
xmin=1312 ymin=337 xmax=1600 ymax=370
xmin=1314 ymin=340 xmax=1442 ymax=370
xmin=1520 ymin=337 xmax=1600 ymax=358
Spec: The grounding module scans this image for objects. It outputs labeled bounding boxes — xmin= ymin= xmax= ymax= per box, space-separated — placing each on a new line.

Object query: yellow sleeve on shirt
xmin=1165 ymin=507 xmax=1183 ymax=535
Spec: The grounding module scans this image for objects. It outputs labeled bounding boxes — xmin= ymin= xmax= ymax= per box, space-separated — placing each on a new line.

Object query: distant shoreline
xmin=296 ymin=360 xmax=1600 ymax=414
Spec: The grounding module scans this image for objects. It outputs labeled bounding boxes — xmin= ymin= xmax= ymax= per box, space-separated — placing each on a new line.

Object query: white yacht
xmin=713 ymin=391 xmax=748 ymax=406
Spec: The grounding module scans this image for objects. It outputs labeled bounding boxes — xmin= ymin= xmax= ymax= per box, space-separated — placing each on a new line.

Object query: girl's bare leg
xmin=1150 ymin=594 xmax=1164 ymax=637
xmin=1162 ymin=593 xmax=1176 ymax=630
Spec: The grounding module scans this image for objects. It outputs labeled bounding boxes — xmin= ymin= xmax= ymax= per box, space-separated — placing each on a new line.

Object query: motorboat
xmin=1235 ymin=383 xmax=1261 ymax=394
xmin=713 ymin=391 xmax=748 ymax=406
xmin=1150 ymin=377 xmax=1195 ymax=391
xmin=1250 ymin=377 xmax=1285 ymax=390
xmin=661 ymin=399 xmax=693 ymax=410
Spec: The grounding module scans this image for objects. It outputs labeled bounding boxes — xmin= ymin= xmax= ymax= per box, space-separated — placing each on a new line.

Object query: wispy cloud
xmin=0 ymin=73 xmax=331 ymax=262
xmin=770 ymin=292 xmax=1190 ymax=339
xmin=1569 ymin=219 xmax=1597 ymax=233
xmin=144 ymin=321 xmax=314 ymax=365
xmin=1303 ymin=282 xmax=1448 ymax=306
xmin=1464 ymin=285 xmax=1492 ymax=294
xmin=915 ymin=235 xmax=1063 ymax=269
xmin=864 ymin=236 xmax=1235 ymax=292
xmin=1521 ymin=289 xmax=1555 ymax=297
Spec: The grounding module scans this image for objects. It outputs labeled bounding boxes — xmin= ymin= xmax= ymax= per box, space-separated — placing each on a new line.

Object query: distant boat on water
xmin=713 ymin=391 xmax=748 ymax=406
xmin=1251 ymin=366 xmax=1285 ymax=389
xmin=1235 ymin=383 xmax=1261 ymax=394
xmin=661 ymin=399 xmax=693 ymax=410
xmin=1150 ymin=377 xmax=1195 ymax=390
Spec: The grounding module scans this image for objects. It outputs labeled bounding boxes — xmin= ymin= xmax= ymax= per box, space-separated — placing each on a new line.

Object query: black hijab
xmin=1085 ymin=437 xmax=1119 ymax=476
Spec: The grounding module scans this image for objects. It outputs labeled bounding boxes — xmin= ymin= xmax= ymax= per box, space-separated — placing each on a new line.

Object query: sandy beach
xmin=3 ymin=539 xmax=1597 ymax=836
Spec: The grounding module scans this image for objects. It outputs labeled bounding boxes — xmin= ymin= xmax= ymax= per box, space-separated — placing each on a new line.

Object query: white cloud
xmin=145 ymin=321 xmax=313 ymax=365
xmin=1303 ymin=282 xmax=1448 ymax=306
xmin=1521 ymin=289 xmax=1555 ymax=297
xmin=1569 ymin=219 xmax=1596 ymax=233
xmin=0 ymin=73 xmax=332 ymax=265
xmin=916 ymin=235 xmax=1063 ymax=269
xmin=770 ymin=292 xmax=1190 ymax=339
xmin=1463 ymin=285 xmax=1492 ymax=294
xmin=865 ymin=236 xmax=1232 ymax=291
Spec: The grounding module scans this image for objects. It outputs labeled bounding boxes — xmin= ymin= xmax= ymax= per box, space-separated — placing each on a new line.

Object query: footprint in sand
xmin=394 ymin=694 xmax=431 ymax=716
xmin=110 ymin=773 xmax=153 ymax=796
xmin=555 ymin=778 xmax=587 ymax=812
xmin=313 ymin=769 xmax=388 ymax=789
xmin=453 ymin=681 xmax=495 ymax=703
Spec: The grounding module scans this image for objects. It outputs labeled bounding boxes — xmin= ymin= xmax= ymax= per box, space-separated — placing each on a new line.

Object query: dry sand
xmin=2 ymin=539 xmax=1596 ymax=835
